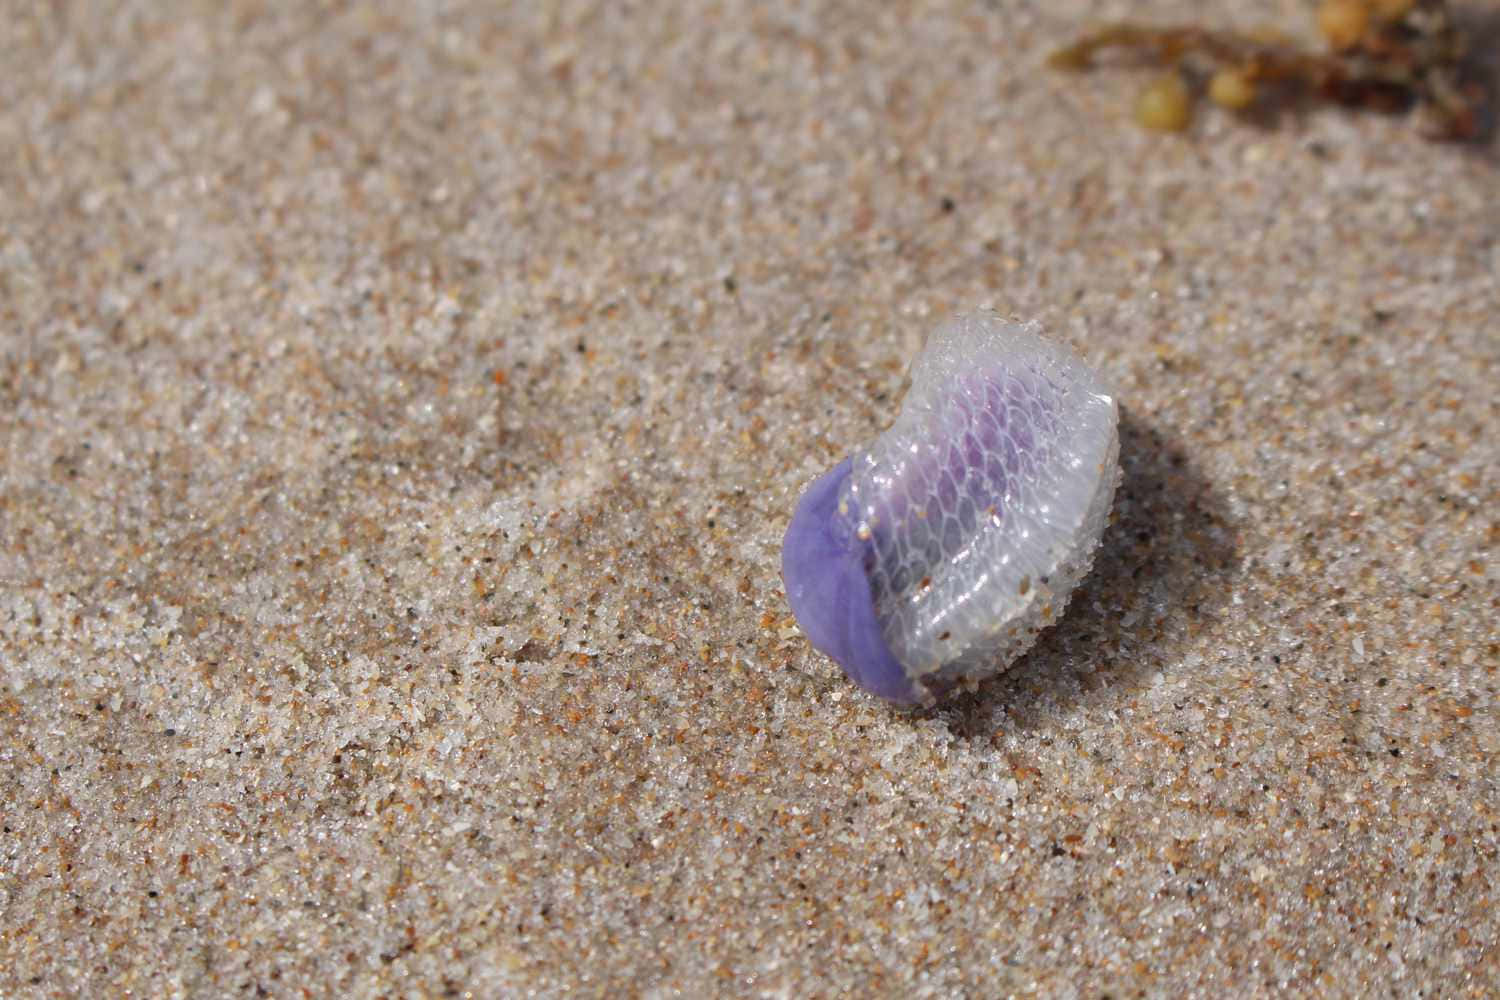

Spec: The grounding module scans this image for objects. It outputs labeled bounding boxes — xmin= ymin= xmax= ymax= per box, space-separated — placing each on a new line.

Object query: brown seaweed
xmin=1050 ymin=0 xmax=1490 ymax=140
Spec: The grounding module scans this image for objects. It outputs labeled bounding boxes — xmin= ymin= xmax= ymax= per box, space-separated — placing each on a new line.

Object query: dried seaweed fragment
xmin=1050 ymin=0 xmax=1490 ymax=140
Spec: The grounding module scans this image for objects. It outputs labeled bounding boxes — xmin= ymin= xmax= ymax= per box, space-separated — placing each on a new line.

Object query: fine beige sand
xmin=3 ymin=2 xmax=1497 ymax=995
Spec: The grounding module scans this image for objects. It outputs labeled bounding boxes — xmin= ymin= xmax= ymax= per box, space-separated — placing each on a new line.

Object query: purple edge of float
xmin=780 ymin=458 xmax=919 ymax=705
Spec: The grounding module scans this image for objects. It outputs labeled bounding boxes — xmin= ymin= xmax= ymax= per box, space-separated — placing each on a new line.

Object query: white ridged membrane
xmin=836 ymin=313 xmax=1119 ymax=700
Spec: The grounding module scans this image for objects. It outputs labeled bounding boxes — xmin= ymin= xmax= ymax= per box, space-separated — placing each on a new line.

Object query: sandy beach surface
xmin=3 ymin=2 xmax=1497 ymax=995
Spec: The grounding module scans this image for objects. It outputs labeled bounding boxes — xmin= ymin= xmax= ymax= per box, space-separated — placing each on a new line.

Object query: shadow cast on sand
xmin=932 ymin=407 xmax=1241 ymax=742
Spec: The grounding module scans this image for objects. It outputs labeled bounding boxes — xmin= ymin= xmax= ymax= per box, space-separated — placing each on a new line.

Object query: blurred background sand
xmin=2 ymin=2 xmax=1497 ymax=994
